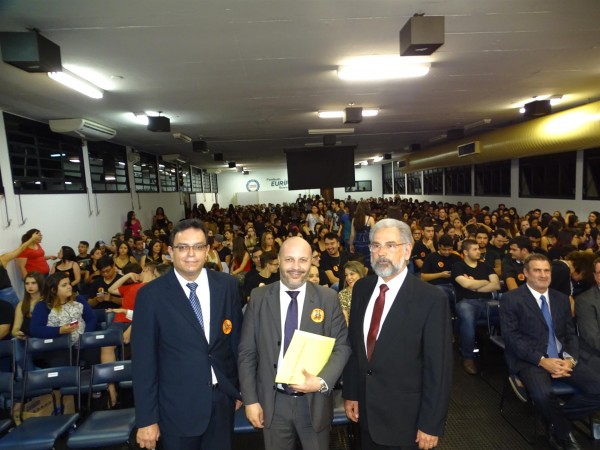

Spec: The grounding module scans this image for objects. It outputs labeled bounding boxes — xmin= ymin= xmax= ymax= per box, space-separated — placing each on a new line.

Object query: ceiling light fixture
xmin=464 ymin=118 xmax=492 ymax=130
xmin=48 ymin=69 xmax=104 ymax=99
xmin=317 ymin=109 xmax=379 ymax=119
xmin=372 ymin=155 xmax=384 ymax=162
xmin=550 ymin=95 xmax=563 ymax=106
xmin=308 ymin=128 xmax=354 ymax=135
xmin=337 ymin=55 xmax=430 ymax=81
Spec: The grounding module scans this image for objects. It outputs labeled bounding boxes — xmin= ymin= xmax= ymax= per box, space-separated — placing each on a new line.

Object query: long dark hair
xmin=43 ymin=272 xmax=74 ymax=309
xmin=231 ymin=236 xmax=248 ymax=265
xmin=21 ymin=228 xmax=40 ymax=243
xmin=125 ymin=211 xmax=135 ymax=227
xmin=22 ymin=271 xmax=45 ymax=318
xmin=60 ymin=246 xmax=77 ymax=264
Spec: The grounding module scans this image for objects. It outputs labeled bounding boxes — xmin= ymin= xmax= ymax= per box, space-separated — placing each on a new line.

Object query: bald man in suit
xmin=238 ymin=236 xmax=350 ymax=450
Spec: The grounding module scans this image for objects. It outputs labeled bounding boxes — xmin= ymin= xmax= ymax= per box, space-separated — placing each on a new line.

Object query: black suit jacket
xmin=132 ymin=268 xmax=243 ymax=437
xmin=500 ymin=283 xmax=578 ymax=375
xmin=342 ymin=273 xmax=453 ymax=446
xmin=574 ymin=286 xmax=600 ymax=366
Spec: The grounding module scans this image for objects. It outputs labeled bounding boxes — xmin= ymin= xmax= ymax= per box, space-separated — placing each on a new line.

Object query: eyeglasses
xmin=172 ymin=243 xmax=208 ymax=252
xmin=368 ymin=243 xmax=407 ymax=252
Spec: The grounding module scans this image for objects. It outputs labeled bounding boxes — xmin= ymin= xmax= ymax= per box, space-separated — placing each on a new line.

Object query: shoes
xmin=548 ymin=428 xmax=581 ymax=450
xmin=508 ymin=374 xmax=528 ymax=402
xmin=463 ymin=359 xmax=478 ymax=375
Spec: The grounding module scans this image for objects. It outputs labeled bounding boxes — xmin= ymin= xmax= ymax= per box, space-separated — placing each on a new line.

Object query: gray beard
xmin=372 ymin=258 xmax=405 ymax=279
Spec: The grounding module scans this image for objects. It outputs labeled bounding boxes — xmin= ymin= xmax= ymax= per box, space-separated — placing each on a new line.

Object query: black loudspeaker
xmin=384 ymin=153 xmax=392 ymax=160
xmin=0 ymin=32 xmax=62 ymax=72
xmin=524 ymin=100 xmax=551 ymax=117
xmin=147 ymin=116 xmax=170 ymax=132
xmin=344 ymin=107 xmax=363 ymax=124
xmin=213 ymin=153 xmax=223 ymax=161
xmin=323 ymin=134 xmax=337 ymax=146
xmin=447 ymin=128 xmax=464 ymax=140
xmin=228 ymin=161 xmax=236 ymax=168
xmin=399 ymin=16 xmax=445 ymax=56
xmin=192 ymin=140 xmax=208 ymax=153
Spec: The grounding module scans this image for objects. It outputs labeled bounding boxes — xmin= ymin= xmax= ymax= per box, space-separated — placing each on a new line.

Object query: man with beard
xmin=320 ymin=232 xmax=350 ymax=291
xmin=343 ymin=219 xmax=452 ymax=450
xmin=238 ymin=237 xmax=350 ymax=450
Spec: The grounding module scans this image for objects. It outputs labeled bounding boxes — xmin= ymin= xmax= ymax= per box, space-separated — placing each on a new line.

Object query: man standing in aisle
xmin=132 ymin=219 xmax=243 ymax=450
xmin=343 ymin=219 xmax=452 ymax=450
xmin=238 ymin=237 xmax=350 ymax=450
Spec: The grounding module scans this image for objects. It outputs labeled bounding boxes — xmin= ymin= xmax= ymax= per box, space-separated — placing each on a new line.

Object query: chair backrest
xmin=0 ymin=340 xmax=15 ymax=372
xmin=91 ymin=360 xmax=132 ymax=386
xmin=24 ymin=366 xmax=80 ymax=394
xmin=77 ymin=329 xmax=124 ymax=365
xmin=26 ymin=335 xmax=73 ymax=365
xmin=0 ymin=372 xmax=13 ymax=407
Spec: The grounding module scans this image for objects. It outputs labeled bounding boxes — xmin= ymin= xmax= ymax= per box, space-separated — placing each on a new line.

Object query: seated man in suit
xmin=501 ymin=254 xmax=600 ymax=450
xmin=574 ymin=257 xmax=600 ymax=373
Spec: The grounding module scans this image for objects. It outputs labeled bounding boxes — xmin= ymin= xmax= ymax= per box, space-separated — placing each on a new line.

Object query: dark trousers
xmin=360 ymin=425 xmax=419 ymax=450
xmin=519 ymin=361 xmax=600 ymax=439
xmin=159 ymin=387 xmax=234 ymax=450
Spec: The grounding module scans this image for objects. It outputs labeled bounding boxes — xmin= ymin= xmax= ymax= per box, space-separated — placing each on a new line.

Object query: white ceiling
xmin=0 ymin=0 xmax=599 ymax=171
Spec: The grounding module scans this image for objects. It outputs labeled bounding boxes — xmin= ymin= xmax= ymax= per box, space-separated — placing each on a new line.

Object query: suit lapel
xmin=353 ymin=276 xmax=378 ymax=359
xmin=266 ymin=283 xmax=282 ymax=343
xmin=300 ymin=282 xmax=318 ymax=333
xmin=521 ymin=286 xmax=547 ymax=327
xmin=165 ymin=269 xmax=208 ymax=344
xmin=206 ymin=269 xmax=222 ymax=346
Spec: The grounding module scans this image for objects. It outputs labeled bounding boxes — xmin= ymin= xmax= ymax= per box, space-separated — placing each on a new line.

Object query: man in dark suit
xmin=132 ymin=219 xmax=243 ymax=450
xmin=238 ymin=236 xmax=350 ymax=450
xmin=575 ymin=257 xmax=600 ymax=373
xmin=501 ymin=254 xmax=600 ymax=450
xmin=343 ymin=219 xmax=453 ymax=450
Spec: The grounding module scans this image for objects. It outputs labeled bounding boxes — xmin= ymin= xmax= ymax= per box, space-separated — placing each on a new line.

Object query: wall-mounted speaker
xmin=384 ymin=153 xmax=392 ymax=160
xmin=228 ymin=161 xmax=236 ymax=168
xmin=0 ymin=32 xmax=62 ymax=72
xmin=399 ymin=16 xmax=445 ymax=56
xmin=344 ymin=107 xmax=363 ymax=124
xmin=147 ymin=116 xmax=170 ymax=132
xmin=192 ymin=140 xmax=208 ymax=153
xmin=524 ymin=100 xmax=551 ymax=117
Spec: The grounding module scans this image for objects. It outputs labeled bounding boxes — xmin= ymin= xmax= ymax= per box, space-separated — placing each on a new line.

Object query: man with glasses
xmin=133 ymin=219 xmax=243 ymax=450
xmin=343 ymin=219 xmax=452 ymax=450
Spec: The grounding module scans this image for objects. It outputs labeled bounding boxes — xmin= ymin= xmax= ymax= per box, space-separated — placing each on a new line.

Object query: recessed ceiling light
xmin=308 ymin=128 xmax=355 ymax=134
xmin=337 ymin=55 xmax=430 ymax=81
xmin=317 ymin=109 xmax=379 ymax=118
xmin=48 ymin=69 xmax=104 ymax=99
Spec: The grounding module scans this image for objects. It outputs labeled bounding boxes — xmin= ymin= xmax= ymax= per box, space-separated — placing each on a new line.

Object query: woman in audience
xmin=49 ymin=246 xmax=81 ymax=289
xmin=349 ymin=201 xmax=376 ymax=268
xmin=152 ymin=206 xmax=169 ymax=233
xmin=146 ymin=239 xmax=166 ymax=265
xmin=230 ymin=236 xmax=251 ymax=276
xmin=312 ymin=224 xmax=329 ymax=253
xmin=581 ymin=223 xmax=598 ymax=252
xmin=113 ymin=241 xmax=137 ymax=273
xmin=260 ymin=230 xmax=280 ymax=253
xmin=589 ymin=211 xmax=600 ymax=231
xmin=0 ymin=231 xmax=41 ymax=306
xmin=84 ymin=247 xmax=104 ymax=284
xmin=12 ymin=271 xmax=45 ymax=373
xmin=308 ymin=265 xmax=321 ymax=284
xmin=206 ymin=236 xmax=223 ymax=272
xmin=244 ymin=226 xmax=258 ymax=249
xmin=16 ymin=228 xmax=55 ymax=279
xmin=338 ymin=260 xmax=367 ymax=324
xmin=306 ymin=204 xmax=323 ymax=235
xmin=30 ymin=272 xmax=96 ymax=366
xmin=124 ymin=210 xmax=142 ymax=238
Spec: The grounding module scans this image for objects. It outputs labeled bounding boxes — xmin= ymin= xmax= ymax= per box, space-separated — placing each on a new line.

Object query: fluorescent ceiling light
xmin=550 ymin=96 xmax=563 ymax=106
xmin=308 ymin=128 xmax=354 ymax=135
xmin=317 ymin=109 xmax=379 ymax=119
xmin=69 ymin=158 xmax=80 ymax=163
xmin=337 ymin=55 xmax=430 ymax=81
xmin=464 ymin=118 xmax=492 ymax=130
xmin=372 ymin=156 xmax=384 ymax=162
xmin=48 ymin=69 xmax=104 ymax=99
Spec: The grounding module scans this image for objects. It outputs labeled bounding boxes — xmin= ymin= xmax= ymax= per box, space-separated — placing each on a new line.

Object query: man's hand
xmin=344 ymin=400 xmax=359 ymax=423
xmin=245 ymin=402 xmax=264 ymax=428
xmin=235 ymin=399 xmax=243 ymax=411
xmin=136 ymin=423 xmax=160 ymax=449
xmin=289 ymin=369 xmax=320 ymax=393
xmin=416 ymin=429 xmax=439 ymax=449
xmin=540 ymin=357 xmax=573 ymax=378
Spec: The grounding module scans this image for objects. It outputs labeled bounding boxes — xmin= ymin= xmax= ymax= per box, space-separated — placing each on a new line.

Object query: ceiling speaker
xmin=192 ymin=140 xmax=209 ymax=153
xmin=147 ymin=116 xmax=170 ymax=132
xmin=384 ymin=153 xmax=392 ymax=160
xmin=344 ymin=107 xmax=363 ymax=124
xmin=0 ymin=31 xmax=62 ymax=72
xmin=228 ymin=161 xmax=236 ymax=168
xmin=524 ymin=100 xmax=551 ymax=117
xmin=213 ymin=153 xmax=223 ymax=161
xmin=399 ymin=16 xmax=445 ymax=56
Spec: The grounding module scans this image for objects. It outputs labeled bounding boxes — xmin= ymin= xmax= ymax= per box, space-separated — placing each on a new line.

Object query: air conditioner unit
xmin=49 ymin=118 xmax=116 ymax=141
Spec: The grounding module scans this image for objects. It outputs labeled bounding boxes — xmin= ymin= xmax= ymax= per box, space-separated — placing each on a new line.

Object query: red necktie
xmin=367 ymin=284 xmax=389 ymax=361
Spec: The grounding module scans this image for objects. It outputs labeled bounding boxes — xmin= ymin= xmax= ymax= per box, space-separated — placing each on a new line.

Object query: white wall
xmin=217 ymin=164 xmax=383 ymax=206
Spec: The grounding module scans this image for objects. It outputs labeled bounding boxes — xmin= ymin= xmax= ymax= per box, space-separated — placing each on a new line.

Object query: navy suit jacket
xmin=500 ymin=283 xmax=579 ymax=375
xmin=132 ymin=268 xmax=243 ymax=437
xmin=342 ymin=273 xmax=453 ymax=446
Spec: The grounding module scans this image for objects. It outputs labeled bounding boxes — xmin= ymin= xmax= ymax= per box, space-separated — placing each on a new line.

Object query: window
xmin=159 ymin=160 xmax=178 ymax=192
xmin=179 ymin=164 xmax=192 ymax=192
xmin=190 ymin=166 xmax=203 ymax=193
xmin=445 ymin=165 xmax=472 ymax=196
xmin=407 ymin=172 xmax=422 ymax=195
xmin=210 ymin=173 xmax=218 ymax=193
xmin=88 ymin=141 xmax=129 ymax=193
xmin=133 ymin=152 xmax=158 ymax=192
xmin=394 ymin=163 xmax=406 ymax=195
xmin=382 ymin=163 xmax=393 ymax=195
xmin=474 ymin=161 xmax=511 ymax=197
xmin=583 ymin=148 xmax=600 ymax=200
xmin=202 ymin=171 xmax=211 ymax=193
xmin=345 ymin=180 xmax=372 ymax=192
xmin=5 ymin=112 xmax=85 ymax=193
xmin=519 ymin=152 xmax=575 ymax=199
xmin=423 ymin=168 xmax=443 ymax=195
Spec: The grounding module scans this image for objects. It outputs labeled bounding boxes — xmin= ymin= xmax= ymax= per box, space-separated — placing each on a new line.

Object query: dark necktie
xmin=283 ymin=291 xmax=299 ymax=355
xmin=540 ymin=294 xmax=559 ymax=358
xmin=186 ymin=282 xmax=205 ymax=333
xmin=367 ymin=284 xmax=389 ymax=361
